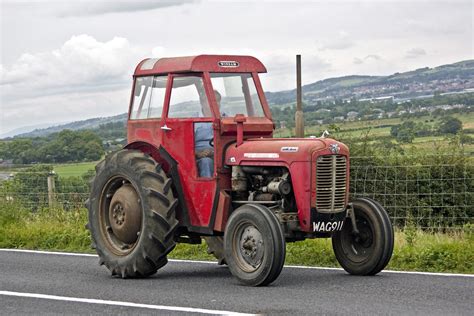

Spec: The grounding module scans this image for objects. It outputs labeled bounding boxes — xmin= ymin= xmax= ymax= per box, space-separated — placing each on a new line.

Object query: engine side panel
xmin=225 ymin=138 xmax=350 ymax=232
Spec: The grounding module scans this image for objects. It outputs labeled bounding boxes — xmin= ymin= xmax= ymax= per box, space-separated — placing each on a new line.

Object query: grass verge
xmin=0 ymin=205 xmax=472 ymax=274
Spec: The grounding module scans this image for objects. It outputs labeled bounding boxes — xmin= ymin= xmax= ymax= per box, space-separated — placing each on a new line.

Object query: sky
xmin=0 ymin=0 xmax=472 ymax=135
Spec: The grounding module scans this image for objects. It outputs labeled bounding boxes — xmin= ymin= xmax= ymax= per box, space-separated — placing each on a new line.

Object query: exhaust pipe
xmin=295 ymin=54 xmax=304 ymax=138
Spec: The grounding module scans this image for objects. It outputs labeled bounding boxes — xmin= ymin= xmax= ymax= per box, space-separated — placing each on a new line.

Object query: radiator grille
xmin=316 ymin=155 xmax=347 ymax=212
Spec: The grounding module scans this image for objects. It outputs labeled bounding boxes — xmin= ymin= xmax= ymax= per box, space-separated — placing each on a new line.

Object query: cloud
xmin=151 ymin=46 xmax=166 ymax=57
xmin=258 ymin=52 xmax=331 ymax=91
xmin=405 ymin=48 xmax=427 ymax=59
xmin=319 ymin=31 xmax=355 ymax=51
xmin=353 ymin=57 xmax=363 ymax=65
xmin=0 ymin=34 xmax=169 ymax=134
xmin=1 ymin=34 xmax=144 ymax=102
xmin=365 ymin=54 xmax=381 ymax=61
xmin=352 ymin=54 xmax=382 ymax=65
xmin=55 ymin=0 xmax=197 ymax=17
xmin=2 ymin=87 xmax=132 ymax=136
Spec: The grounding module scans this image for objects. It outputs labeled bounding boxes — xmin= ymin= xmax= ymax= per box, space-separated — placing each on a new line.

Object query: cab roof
xmin=134 ymin=55 xmax=267 ymax=76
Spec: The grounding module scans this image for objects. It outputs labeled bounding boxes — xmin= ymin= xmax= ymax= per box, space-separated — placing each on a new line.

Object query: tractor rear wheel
xmin=204 ymin=237 xmax=226 ymax=265
xmin=332 ymin=197 xmax=394 ymax=275
xmin=224 ymin=204 xmax=285 ymax=286
xmin=86 ymin=149 xmax=178 ymax=278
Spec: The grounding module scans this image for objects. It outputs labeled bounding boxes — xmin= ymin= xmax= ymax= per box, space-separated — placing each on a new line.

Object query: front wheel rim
xmin=340 ymin=214 xmax=375 ymax=264
xmin=232 ymin=222 xmax=265 ymax=273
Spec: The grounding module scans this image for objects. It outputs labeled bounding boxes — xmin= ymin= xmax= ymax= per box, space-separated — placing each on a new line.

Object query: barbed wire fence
xmin=0 ymin=155 xmax=473 ymax=231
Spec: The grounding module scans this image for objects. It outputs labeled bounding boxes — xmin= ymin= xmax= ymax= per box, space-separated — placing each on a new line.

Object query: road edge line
xmin=1 ymin=248 xmax=472 ymax=278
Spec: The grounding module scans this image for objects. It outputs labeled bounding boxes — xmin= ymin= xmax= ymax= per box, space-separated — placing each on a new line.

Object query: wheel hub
xmin=341 ymin=217 xmax=375 ymax=262
xmin=238 ymin=226 xmax=264 ymax=269
xmin=108 ymin=184 xmax=142 ymax=245
xmin=112 ymin=203 xmax=125 ymax=225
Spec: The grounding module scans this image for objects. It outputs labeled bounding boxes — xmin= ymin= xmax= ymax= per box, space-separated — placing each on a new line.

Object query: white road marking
xmin=284 ymin=264 xmax=474 ymax=278
xmin=1 ymin=248 xmax=473 ymax=278
xmin=0 ymin=249 xmax=97 ymax=257
xmin=0 ymin=291 xmax=256 ymax=316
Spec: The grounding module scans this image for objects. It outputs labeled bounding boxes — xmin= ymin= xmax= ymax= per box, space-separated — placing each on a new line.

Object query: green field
xmin=54 ymin=161 xmax=97 ymax=177
xmin=273 ymin=112 xmax=474 ymax=154
xmin=277 ymin=112 xmax=474 ymax=137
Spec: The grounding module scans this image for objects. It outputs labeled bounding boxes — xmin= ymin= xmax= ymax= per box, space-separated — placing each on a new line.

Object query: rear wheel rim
xmin=232 ymin=222 xmax=265 ymax=273
xmin=99 ymin=176 xmax=142 ymax=256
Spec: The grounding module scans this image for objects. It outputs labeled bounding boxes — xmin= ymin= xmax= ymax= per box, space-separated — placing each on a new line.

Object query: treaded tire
xmin=365 ymin=198 xmax=394 ymax=275
xmin=332 ymin=197 xmax=394 ymax=276
xmin=204 ymin=237 xmax=227 ymax=265
xmin=85 ymin=149 xmax=178 ymax=278
xmin=224 ymin=204 xmax=285 ymax=286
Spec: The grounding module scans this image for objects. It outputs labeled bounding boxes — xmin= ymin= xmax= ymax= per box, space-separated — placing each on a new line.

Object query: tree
xmin=0 ymin=129 xmax=104 ymax=164
xmin=438 ymin=116 xmax=462 ymax=134
xmin=391 ymin=121 xmax=416 ymax=143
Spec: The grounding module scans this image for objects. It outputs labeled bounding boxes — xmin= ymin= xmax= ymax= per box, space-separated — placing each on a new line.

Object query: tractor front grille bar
xmin=315 ymin=155 xmax=347 ymax=213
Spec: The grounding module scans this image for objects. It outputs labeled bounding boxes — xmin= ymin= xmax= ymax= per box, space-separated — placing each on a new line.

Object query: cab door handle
xmin=161 ymin=125 xmax=172 ymax=131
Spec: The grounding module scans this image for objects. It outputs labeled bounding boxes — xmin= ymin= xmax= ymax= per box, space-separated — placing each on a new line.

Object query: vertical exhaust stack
xmin=295 ymin=54 xmax=304 ymax=137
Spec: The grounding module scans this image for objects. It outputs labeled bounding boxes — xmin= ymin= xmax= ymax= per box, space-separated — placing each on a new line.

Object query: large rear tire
xmin=86 ymin=150 xmax=178 ymax=278
xmin=224 ymin=204 xmax=285 ymax=286
xmin=332 ymin=197 xmax=394 ymax=275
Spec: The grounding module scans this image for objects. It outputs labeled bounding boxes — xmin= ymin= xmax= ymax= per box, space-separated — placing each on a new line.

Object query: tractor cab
xmin=127 ymin=55 xmax=274 ymax=232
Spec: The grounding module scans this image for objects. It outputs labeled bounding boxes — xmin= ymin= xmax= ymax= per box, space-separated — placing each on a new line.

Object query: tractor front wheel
xmin=332 ymin=197 xmax=394 ymax=275
xmin=86 ymin=150 xmax=178 ymax=278
xmin=224 ymin=204 xmax=285 ymax=286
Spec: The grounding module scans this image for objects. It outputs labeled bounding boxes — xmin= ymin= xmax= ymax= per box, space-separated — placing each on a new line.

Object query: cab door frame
xmin=160 ymin=72 xmax=220 ymax=231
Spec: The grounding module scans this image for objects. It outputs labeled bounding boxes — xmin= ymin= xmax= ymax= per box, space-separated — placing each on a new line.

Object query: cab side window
xmin=168 ymin=76 xmax=211 ymax=118
xmin=130 ymin=76 xmax=167 ymax=119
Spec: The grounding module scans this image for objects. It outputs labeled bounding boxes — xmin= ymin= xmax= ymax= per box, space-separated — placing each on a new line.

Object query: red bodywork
xmin=126 ymin=55 xmax=349 ymax=234
xmin=225 ymin=138 xmax=349 ymax=232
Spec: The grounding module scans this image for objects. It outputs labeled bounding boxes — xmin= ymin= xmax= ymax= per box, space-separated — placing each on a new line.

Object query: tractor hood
xmin=224 ymin=137 xmax=349 ymax=166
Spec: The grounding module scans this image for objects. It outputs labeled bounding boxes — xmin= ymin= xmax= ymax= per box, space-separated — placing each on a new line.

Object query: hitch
xmin=346 ymin=203 xmax=359 ymax=235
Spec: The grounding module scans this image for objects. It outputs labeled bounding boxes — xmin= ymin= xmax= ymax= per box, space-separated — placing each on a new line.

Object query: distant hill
xmin=0 ymin=122 xmax=69 ymax=139
xmin=5 ymin=59 xmax=473 ymax=139
xmin=12 ymin=113 xmax=127 ymax=139
xmin=266 ymin=59 xmax=474 ymax=106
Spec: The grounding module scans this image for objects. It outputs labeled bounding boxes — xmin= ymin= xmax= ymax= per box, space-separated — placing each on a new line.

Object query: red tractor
xmin=86 ymin=55 xmax=393 ymax=286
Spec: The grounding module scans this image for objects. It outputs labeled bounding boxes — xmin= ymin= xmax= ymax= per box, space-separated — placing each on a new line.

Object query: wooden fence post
xmin=47 ymin=171 xmax=56 ymax=208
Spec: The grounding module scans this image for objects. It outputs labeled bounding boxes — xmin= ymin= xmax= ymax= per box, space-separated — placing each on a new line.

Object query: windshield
xmin=210 ymin=73 xmax=265 ymax=117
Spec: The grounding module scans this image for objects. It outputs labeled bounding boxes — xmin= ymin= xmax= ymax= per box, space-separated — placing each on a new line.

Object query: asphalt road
xmin=0 ymin=249 xmax=473 ymax=315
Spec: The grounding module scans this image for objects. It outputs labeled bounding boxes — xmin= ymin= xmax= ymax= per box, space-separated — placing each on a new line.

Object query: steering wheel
xmin=209 ymin=139 xmax=214 ymax=147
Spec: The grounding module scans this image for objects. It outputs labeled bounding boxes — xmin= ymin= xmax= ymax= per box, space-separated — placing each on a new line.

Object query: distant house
xmin=0 ymin=159 xmax=14 ymax=167
xmin=280 ymin=121 xmax=286 ymax=129
xmin=347 ymin=111 xmax=359 ymax=121
xmin=373 ymin=96 xmax=394 ymax=102
xmin=359 ymin=96 xmax=394 ymax=103
xmin=315 ymin=108 xmax=331 ymax=113
xmin=334 ymin=116 xmax=345 ymax=122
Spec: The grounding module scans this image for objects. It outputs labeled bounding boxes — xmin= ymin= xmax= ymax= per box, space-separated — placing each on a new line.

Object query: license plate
xmin=312 ymin=220 xmax=344 ymax=232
